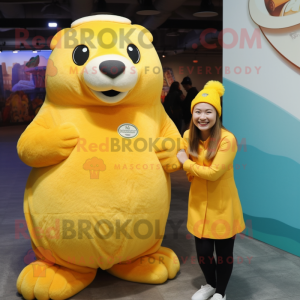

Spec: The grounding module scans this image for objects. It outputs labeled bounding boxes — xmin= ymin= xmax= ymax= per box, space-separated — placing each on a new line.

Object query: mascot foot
xmin=16 ymin=260 xmax=97 ymax=300
xmin=106 ymin=246 xmax=180 ymax=284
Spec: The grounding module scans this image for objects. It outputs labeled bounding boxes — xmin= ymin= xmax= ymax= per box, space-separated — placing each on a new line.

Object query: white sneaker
xmin=210 ymin=293 xmax=226 ymax=300
xmin=191 ymin=284 xmax=216 ymax=300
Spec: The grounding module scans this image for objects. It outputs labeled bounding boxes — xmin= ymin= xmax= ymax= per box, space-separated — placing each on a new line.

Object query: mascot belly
xmin=16 ymin=15 xmax=182 ymax=300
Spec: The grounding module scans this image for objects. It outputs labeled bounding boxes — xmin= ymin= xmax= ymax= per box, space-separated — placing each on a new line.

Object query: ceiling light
xmin=193 ymin=0 xmax=218 ymax=17
xmin=136 ymin=0 xmax=160 ymax=16
xmin=48 ymin=22 xmax=57 ymax=27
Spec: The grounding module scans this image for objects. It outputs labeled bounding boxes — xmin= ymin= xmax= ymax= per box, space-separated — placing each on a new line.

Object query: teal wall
xmin=223 ymin=78 xmax=300 ymax=256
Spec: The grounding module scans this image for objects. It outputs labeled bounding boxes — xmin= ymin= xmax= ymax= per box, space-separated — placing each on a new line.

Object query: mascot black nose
xmin=99 ymin=60 xmax=125 ymax=79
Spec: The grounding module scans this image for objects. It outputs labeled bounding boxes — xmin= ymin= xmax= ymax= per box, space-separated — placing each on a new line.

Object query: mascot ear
xmin=132 ymin=24 xmax=153 ymax=43
xmin=50 ymin=28 xmax=71 ymax=50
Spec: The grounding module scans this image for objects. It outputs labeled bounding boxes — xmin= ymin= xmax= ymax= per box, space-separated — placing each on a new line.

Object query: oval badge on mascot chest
xmin=118 ymin=123 xmax=139 ymax=138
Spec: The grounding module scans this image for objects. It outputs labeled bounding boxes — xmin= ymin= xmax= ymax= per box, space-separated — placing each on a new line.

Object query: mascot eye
xmin=72 ymin=45 xmax=89 ymax=66
xmin=127 ymin=44 xmax=140 ymax=64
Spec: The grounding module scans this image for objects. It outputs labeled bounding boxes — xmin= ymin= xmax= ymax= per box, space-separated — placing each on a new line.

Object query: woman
xmin=176 ymin=80 xmax=246 ymax=300
xmin=163 ymin=81 xmax=184 ymax=132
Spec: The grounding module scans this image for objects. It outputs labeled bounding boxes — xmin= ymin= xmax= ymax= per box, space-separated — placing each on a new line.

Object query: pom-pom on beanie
xmin=190 ymin=80 xmax=225 ymax=117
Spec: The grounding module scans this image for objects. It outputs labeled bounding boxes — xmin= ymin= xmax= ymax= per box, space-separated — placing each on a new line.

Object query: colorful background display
xmin=223 ymin=0 xmax=300 ymax=256
xmin=0 ymin=51 xmax=51 ymax=126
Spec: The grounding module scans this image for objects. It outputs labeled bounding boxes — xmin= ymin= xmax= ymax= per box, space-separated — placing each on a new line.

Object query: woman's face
xmin=192 ymin=102 xmax=217 ymax=132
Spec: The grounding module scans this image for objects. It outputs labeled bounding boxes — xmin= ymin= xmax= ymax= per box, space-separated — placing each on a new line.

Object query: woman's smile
xmin=199 ymin=121 xmax=209 ymax=127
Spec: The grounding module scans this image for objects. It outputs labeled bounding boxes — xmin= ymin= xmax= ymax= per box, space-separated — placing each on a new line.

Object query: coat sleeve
xmin=182 ymin=130 xmax=194 ymax=182
xmin=182 ymin=134 xmax=237 ymax=181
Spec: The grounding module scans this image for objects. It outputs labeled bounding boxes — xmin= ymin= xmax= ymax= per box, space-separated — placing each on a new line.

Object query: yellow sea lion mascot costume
xmin=16 ymin=15 xmax=182 ymax=300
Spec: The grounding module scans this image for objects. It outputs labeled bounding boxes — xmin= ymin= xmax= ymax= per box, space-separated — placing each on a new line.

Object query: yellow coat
xmin=182 ymin=128 xmax=246 ymax=239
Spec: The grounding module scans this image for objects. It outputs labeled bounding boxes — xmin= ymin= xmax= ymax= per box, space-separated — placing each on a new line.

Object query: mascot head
xmin=46 ymin=15 xmax=162 ymax=106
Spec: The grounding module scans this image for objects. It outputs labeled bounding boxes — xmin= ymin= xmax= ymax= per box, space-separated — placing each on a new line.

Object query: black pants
xmin=194 ymin=235 xmax=236 ymax=297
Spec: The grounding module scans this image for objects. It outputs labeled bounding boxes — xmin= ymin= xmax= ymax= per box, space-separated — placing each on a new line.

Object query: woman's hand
xmin=177 ymin=149 xmax=189 ymax=165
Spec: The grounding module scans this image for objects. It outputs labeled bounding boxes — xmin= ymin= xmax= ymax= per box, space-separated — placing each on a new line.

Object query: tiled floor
xmin=1 ymin=125 xmax=300 ymax=300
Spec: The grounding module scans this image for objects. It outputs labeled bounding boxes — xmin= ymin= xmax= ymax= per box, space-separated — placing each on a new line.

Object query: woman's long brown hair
xmin=187 ymin=107 xmax=233 ymax=161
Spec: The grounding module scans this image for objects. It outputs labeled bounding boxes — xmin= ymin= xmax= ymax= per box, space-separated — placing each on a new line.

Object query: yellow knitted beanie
xmin=190 ymin=80 xmax=225 ymax=117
